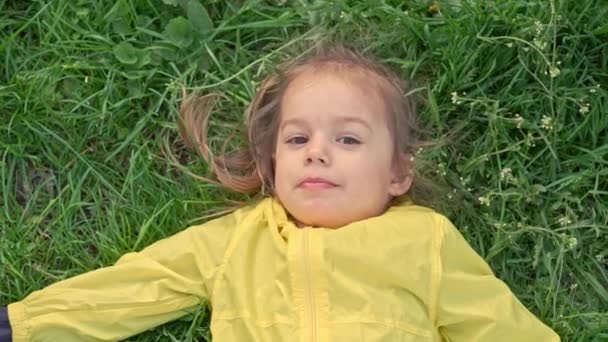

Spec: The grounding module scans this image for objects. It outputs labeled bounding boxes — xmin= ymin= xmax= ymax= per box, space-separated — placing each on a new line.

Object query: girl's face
xmin=273 ymin=69 xmax=412 ymax=228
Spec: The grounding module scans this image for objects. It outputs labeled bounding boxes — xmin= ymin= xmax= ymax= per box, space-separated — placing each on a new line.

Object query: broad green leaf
xmin=112 ymin=17 xmax=131 ymax=35
xmin=113 ymin=42 xmax=138 ymax=65
xmin=163 ymin=16 xmax=194 ymax=47
xmin=108 ymin=0 xmax=130 ymax=17
xmin=106 ymin=0 xmax=131 ymax=34
xmin=187 ymin=0 xmax=213 ymax=35
xmin=136 ymin=49 xmax=151 ymax=67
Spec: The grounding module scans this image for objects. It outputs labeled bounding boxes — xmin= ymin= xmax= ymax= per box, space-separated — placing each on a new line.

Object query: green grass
xmin=1 ymin=0 xmax=607 ymax=340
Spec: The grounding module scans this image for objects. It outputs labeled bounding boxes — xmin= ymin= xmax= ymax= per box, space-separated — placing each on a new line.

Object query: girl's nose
xmin=306 ymin=155 xmax=327 ymax=164
xmin=305 ymin=136 xmax=330 ymax=166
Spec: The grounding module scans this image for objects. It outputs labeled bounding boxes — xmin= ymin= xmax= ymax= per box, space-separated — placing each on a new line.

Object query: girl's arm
xmin=434 ymin=216 xmax=561 ymax=341
xmin=6 ymin=212 xmax=237 ymax=342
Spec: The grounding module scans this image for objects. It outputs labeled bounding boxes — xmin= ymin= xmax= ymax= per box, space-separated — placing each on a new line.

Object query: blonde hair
xmin=176 ymin=43 xmax=442 ymax=210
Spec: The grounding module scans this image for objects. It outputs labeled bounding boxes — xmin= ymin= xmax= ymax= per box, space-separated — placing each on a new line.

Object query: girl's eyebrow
xmin=333 ymin=116 xmax=372 ymax=132
xmin=280 ymin=116 xmax=372 ymax=132
xmin=279 ymin=117 xmax=309 ymax=131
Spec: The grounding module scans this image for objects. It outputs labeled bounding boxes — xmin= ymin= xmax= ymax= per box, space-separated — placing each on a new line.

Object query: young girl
xmin=1 ymin=45 xmax=560 ymax=341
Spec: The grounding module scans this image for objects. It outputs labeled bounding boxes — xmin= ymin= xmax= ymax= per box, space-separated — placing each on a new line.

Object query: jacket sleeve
xmin=434 ymin=216 xmax=561 ymax=341
xmin=0 ymin=307 xmax=11 ymax=342
xmin=6 ymin=212 xmax=237 ymax=342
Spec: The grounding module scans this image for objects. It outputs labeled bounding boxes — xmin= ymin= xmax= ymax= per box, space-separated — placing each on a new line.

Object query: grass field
xmin=1 ymin=0 xmax=607 ymax=341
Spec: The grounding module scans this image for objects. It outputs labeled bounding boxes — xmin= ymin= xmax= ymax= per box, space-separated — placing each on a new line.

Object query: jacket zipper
xmin=303 ymin=229 xmax=317 ymax=341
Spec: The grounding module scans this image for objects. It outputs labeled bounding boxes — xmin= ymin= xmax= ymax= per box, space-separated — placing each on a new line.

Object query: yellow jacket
xmin=8 ymin=197 xmax=560 ymax=341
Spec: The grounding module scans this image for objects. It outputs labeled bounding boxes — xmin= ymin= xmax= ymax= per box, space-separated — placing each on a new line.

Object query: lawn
xmin=1 ymin=0 xmax=607 ymax=341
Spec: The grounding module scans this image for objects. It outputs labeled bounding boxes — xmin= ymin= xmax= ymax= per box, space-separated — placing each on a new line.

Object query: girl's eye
xmin=337 ymin=136 xmax=361 ymax=145
xmin=286 ymin=136 xmax=308 ymax=144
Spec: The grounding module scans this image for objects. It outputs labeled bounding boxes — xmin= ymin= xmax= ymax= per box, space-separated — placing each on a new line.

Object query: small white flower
xmin=541 ymin=115 xmax=554 ymax=131
xmin=597 ymin=254 xmax=605 ymax=262
xmin=460 ymin=176 xmax=471 ymax=186
xmin=579 ymin=103 xmax=590 ymax=114
xmin=478 ymin=195 xmax=491 ymax=206
xmin=525 ymin=132 xmax=537 ymax=147
xmin=558 ymin=216 xmax=572 ymax=226
xmin=451 ymin=92 xmax=460 ymax=104
xmin=493 ymin=222 xmax=506 ymax=229
xmin=534 ymin=20 xmax=543 ymax=34
xmin=513 ymin=113 xmax=524 ymax=128
xmin=566 ymin=236 xmax=577 ymax=250
xmin=500 ymin=167 xmax=517 ymax=184
xmin=506 ymin=42 xmax=514 ymax=48
xmin=533 ymin=37 xmax=547 ymax=50
xmin=569 ymin=283 xmax=578 ymax=291
xmin=437 ymin=162 xmax=447 ymax=176
xmin=499 ymin=167 xmax=512 ymax=181
xmin=549 ymin=65 xmax=561 ymax=78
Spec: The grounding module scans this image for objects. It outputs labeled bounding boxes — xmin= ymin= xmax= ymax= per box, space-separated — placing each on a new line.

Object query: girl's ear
xmin=388 ymin=152 xmax=414 ymax=197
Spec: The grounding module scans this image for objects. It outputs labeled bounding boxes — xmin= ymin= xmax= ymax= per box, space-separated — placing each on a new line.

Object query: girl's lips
xmin=299 ymin=181 xmax=337 ymax=189
xmin=298 ymin=177 xmax=338 ymax=189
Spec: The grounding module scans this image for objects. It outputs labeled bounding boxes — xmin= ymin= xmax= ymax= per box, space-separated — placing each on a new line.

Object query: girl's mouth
xmin=298 ymin=177 xmax=338 ymax=189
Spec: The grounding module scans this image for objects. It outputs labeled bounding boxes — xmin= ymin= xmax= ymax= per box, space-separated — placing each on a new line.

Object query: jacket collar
xmin=262 ymin=195 xmax=415 ymax=249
